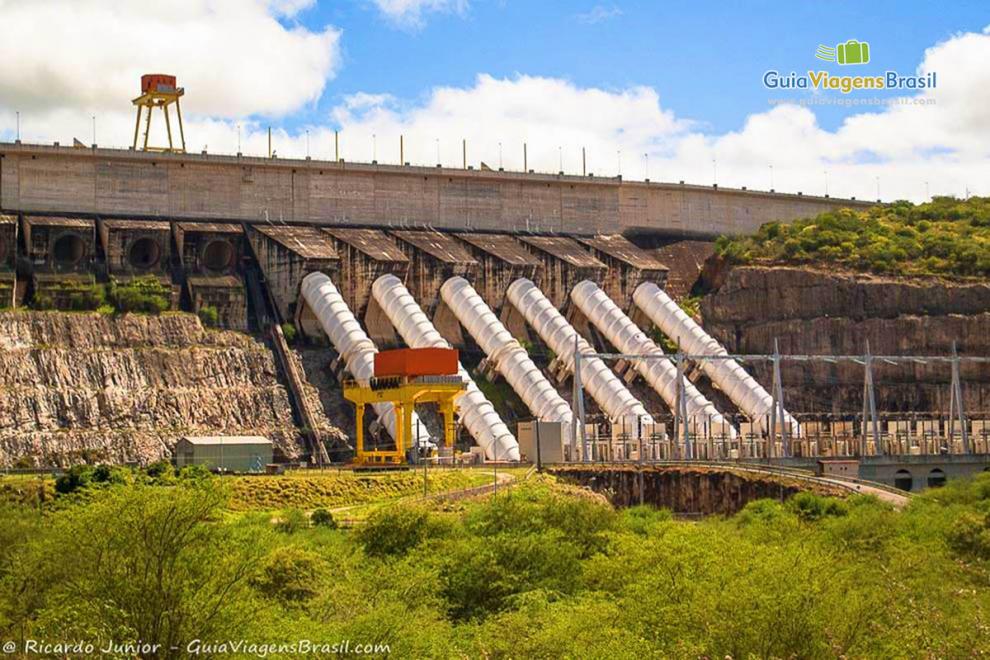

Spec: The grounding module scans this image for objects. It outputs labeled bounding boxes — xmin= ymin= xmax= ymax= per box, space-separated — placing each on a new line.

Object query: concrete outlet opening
xmin=894 ymin=469 xmax=913 ymax=492
xmin=202 ymin=239 xmax=235 ymax=273
xmin=128 ymin=237 xmax=162 ymax=270
xmin=53 ymin=234 xmax=86 ymax=267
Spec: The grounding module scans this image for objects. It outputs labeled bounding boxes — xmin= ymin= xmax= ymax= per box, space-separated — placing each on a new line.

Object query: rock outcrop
xmin=0 ymin=311 xmax=303 ymax=467
xmin=699 ymin=265 xmax=990 ymax=413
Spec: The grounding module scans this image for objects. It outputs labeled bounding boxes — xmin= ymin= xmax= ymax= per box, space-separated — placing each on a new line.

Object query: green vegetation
xmin=717 ymin=196 xmax=990 ymax=277
xmin=30 ymin=276 xmax=173 ymax=314
xmin=197 ymin=304 xmax=220 ymax=327
xmin=226 ymin=469 xmax=489 ymax=511
xmin=280 ymin=322 xmax=298 ymax=344
xmin=1 ymin=469 xmax=989 ymax=656
xmin=109 ymin=275 xmax=171 ymax=314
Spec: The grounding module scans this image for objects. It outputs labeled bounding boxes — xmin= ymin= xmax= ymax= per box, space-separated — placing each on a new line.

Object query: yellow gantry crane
xmin=343 ymin=348 xmax=465 ymax=465
xmin=132 ymin=74 xmax=186 ymax=153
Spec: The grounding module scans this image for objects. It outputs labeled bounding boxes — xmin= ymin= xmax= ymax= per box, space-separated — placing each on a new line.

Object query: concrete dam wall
xmin=0 ymin=142 xmax=869 ymax=240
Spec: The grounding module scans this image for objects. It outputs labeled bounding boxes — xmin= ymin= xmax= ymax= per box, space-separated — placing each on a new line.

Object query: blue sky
xmin=290 ymin=1 xmax=988 ymax=134
xmin=0 ymin=1 xmax=987 ymax=201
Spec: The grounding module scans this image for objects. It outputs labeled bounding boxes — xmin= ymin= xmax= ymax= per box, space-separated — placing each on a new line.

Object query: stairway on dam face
xmin=0 ymin=311 xmax=309 ymax=468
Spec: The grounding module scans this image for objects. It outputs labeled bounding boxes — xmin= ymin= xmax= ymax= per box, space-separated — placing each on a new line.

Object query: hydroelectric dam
xmin=2 ymin=140 xmax=987 ymax=493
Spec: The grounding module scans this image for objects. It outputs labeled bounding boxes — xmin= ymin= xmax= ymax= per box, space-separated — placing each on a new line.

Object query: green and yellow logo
xmin=816 ymin=40 xmax=871 ymax=65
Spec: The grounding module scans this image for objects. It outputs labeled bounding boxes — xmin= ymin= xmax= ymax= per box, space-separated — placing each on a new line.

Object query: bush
xmin=198 ymin=305 xmax=220 ymax=328
xmin=786 ymin=492 xmax=849 ymax=522
xmin=251 ymin=546 xmax=322 ymax=602
xmin=31 ymin=292 xmax=54 ymax=310
xmin=281 ymin=322 xmax=298 ymax=344
xmin=358 ymin=505 xmax=446 ymax=557
xmin=177 ymin=464 xmax=213 ymax=480
xmin=311 ymin=508 xmax=336 ymax=528
xmin=276 ymin=508 xmax=309 ymax=534
xmin=91 ymin=464 xmax=130 ymax=486
xmin=716 ymin=196 xmax=990 ymax=278
xmin=54 ymin=464 xmax=95 ymax=495
xmin=144 ymin=459 xmax=175 ymax=481
xmin=66 ymin=283 xmax=107 ymax=311
xmin=109 ymin=276 xmax=170 ymax=314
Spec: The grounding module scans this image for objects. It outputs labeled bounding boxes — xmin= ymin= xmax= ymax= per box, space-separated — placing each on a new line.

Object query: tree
xmin=2 ymin=482 xmax=266 ymax=657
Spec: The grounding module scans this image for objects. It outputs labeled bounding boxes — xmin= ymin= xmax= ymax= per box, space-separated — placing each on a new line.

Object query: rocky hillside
xmin=0 ymin=311 xmax=303 ymax=468
xmin=700 ymin=265 xmax=990 ymax=413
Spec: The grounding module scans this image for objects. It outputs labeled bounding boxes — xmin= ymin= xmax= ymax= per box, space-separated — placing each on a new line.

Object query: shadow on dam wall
xmin=548 ymin=465 xmax=848 ymax=516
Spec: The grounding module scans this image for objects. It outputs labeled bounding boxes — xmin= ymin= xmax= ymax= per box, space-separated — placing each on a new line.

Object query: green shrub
xmin=31 ymin=292 xmax=54 ymax=310
xmin=54 ymin=464 xmax=95 ymax=495
xmin=311 ymin=508 xmax=336 ymax=528
xmin=786 ymin=492 xmax=848 ymax=522
xmin=358 ymin=505 xmax=446 ymax=557
xmin=198 ymin=305 xmax=220 ymax=327
xmin=109 ymin=275 xmax=170 ymax=315
xmin=144 ymin=459 xmax=175 ymax=481
xmin=276 ymin=508 xmax=309 ymax=534
xmin=177 ymin=464 xmax=213 ymax=480
xmin=281 ymin=322 xmax=298 ymax=344
xmin=251 ymin=546 xmax=322 ymax=602
xmin=716 ymin=196 xmax=990 ymax=278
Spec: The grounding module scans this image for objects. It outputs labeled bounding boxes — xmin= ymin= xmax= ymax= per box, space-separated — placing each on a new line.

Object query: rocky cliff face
xmin=699 ymin=266 xmax=990 ymax=413
xmin=0 ymin=311 xmax=303 ymax=467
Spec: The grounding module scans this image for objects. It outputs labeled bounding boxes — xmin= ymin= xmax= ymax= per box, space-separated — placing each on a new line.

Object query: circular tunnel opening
xmin=128 ymin=237 xmax=162 ymax=270
xmin=52 ymin=233 xmax=85 ymax=267
xmin=927 ymin=468 xmax=946 ymax=489
xmin=893 ymin=469 xmax=913 ymax=492
xmin=202 ymin=239 xmax=235 ymax=273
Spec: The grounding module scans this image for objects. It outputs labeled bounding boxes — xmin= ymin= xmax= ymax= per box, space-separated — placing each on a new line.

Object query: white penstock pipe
xmin=372 ymin=274 xmax=519 ymax=461
xmin=441 ymin=276 xmax=573 ymax=432
xmin=570 ymin=280 xmax=736 ymax=439
xmin=506 ymin=277 xmax=653 ymax=430
xmin=300 ymin=272 xmax=432 ymax=448
xmin=634 ymin=281 xmax=800 ymax=437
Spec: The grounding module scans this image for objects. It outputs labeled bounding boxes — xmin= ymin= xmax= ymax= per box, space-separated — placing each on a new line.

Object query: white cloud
xmin=0 ymin=0 xmax=340 ymax=120
xmin=2 ymin=10 xmax=986 ymax=205
xmin=575 ymin=5 xmax=623 ymax=25
xmin=371 ymin=0 xmax=468 ymax=29
xmin=316 ymin=27 xmax=990 ymax=203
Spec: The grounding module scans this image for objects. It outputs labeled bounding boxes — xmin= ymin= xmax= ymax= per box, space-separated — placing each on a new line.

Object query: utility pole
xmin=582 ymin=147 xmax=586 ymax=176
xmin=862 ymin=340 xmax=879 ymax=455
xmin=400 ymin=134 xmax=404 ymax=164
xmin=523 ymin=142 xmax=527 ymax=171
xmin=15 ymin=111 xmax=20 ymax=141
xmin=462 ymin=139 xmax=467 ymax=169
xmin=949 ymin=341 xmax=970 ymax=453
xmin=267 ymin=126 xmax=271 ymax=158
xmin=335 ymin=130 xmax=339 ymax=161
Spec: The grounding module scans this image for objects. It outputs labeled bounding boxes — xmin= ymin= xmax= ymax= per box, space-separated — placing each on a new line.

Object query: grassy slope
xmin=716 ymin=196 xmax=990 ymax=278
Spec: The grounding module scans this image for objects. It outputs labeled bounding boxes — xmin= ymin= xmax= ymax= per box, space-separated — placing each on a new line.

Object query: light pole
xmin=306 ymin=129 xmax=310 ymax=158
xmin=498 ymin=141 xmax=503 ymax=169
xmin=769 ymin=164 xmax=774 ymax=190
xmin=372 ymin=133 xmax=377 ymax=162
xmin=617 ymin=150 xmax=622 ymax=176
xmin=436 ymin=138 xmax=440 ymax=166
xmin=876 ymin=176 xmax=880 ymax=201
xmin=15 ymin=111 xmax=19 ymax=141
xmin=644 ymin=152 xmax=649 ymax=180
xmin=237 ymin=124 xmax=241 ymax=153
xmin=824 ymin=169 xmax=829 ymax=196
xmin=92 ymin=115 xmax=96 ymax=145
xmin=712 ymin=158 xmax=717 ymax=185
xmin=558 ymin=146 xmax=563 ymax=173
